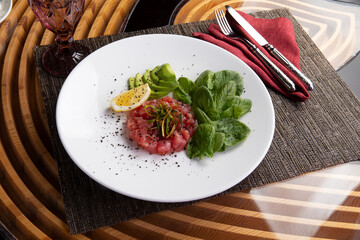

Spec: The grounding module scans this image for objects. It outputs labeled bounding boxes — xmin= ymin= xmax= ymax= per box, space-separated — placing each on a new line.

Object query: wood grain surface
xmin=0 ymin=0 xmax=360 ymax=239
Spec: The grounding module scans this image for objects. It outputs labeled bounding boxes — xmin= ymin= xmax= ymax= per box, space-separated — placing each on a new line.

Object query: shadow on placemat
xmin=34 ymin=9 xmax=360 ymax=234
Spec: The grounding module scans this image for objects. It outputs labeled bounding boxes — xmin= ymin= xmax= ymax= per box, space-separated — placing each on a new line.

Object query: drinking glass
xmin=28 ymin=0 xmax=89 ymax=77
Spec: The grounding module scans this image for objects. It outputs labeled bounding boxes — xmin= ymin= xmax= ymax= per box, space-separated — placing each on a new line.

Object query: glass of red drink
xmin=28 ymin=0 xmax=89 ymax=77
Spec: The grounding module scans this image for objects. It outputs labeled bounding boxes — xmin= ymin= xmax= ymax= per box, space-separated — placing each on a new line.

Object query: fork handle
xmin=242 ymin=39 xmax=296 ymax=92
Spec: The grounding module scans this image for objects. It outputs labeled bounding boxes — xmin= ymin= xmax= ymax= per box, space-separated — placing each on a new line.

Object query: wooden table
xmin=1 ymin=0 xmax=359 ymax=239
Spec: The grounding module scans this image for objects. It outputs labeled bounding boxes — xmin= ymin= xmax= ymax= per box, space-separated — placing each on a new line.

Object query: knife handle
xmin=242 ymin=39 xmax=296 ymax=92
xmin=265 ymin=44 xmax=314 ymax=90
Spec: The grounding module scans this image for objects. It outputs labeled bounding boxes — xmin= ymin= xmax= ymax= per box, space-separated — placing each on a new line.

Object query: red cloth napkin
xmin=193 ymin=11 xmax=310 ymax=102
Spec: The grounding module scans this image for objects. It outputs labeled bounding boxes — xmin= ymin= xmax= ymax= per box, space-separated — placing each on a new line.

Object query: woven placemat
xmin=34 ymin=9 xmax=360 ymax=234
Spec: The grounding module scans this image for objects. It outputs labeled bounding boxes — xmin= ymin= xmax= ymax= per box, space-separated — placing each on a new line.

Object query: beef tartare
xmin=127 ymin=96 xmax=197 ymax=155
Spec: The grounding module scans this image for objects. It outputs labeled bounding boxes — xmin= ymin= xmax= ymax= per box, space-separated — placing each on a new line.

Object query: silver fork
xmin=214 ymin=9 xmax=296 ymax=92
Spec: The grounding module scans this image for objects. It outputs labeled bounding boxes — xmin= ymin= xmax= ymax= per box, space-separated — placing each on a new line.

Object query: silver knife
xmin=226 ymin=5 xmax=314 ymax=90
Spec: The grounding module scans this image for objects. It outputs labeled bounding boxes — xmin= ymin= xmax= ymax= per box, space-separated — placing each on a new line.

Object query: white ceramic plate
xmin=56 ymin=34 xmax=275 ymax=203
xmin=0 ymin=0 xmax=12 ymax=23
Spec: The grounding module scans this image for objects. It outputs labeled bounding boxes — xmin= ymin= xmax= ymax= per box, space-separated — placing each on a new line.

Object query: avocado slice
xmin=150 ymin=90 xmax=169 ymax=99
xmin=128 ymin=77 xmax=135 ymax=89
xmin=142 ymin=69 xmax=168 ymax=91
xmin=156 ymin=63 xmax=176 ymax=82
xmin=150 ymin=66 xmax=160 ymax=83
xmin=135 ymin=73 xmax=144 ymax=87
xmin=158 ymin=79 xmax=178 ymax=89
xmin=142 ymin=69 xmax=154 ymax=85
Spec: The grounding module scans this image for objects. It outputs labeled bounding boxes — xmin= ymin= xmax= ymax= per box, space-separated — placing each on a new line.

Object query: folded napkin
xmin=193 ymin=11 xmax=310 ymax=102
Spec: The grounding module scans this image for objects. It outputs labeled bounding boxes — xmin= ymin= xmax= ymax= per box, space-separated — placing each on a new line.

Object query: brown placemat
xmin=34 ymin=9 xmax=360 ymax=234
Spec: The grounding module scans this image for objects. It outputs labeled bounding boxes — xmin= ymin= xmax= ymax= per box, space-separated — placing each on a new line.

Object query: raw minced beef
xmin=127 ymin=96 xmax=197 ymax=155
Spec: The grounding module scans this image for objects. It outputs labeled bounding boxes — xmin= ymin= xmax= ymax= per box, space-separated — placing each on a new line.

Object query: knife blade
xmin=226 ymin=5 xmax=314 ymax=90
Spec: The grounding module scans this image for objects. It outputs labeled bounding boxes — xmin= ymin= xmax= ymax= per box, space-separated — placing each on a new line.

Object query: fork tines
xmin=214 ymin=9 xmax=233 ymax=35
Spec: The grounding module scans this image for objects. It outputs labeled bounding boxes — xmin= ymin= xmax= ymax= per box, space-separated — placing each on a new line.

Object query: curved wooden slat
xmin=88 ymin=0 xmax=122 ymax=37
xmin=74 ymin=0 xmax=106 ymax=40
xmin=1 ymin=6 xmax=64 ymax=214
xmin=0 ymin=1 xmax=142 ymax=239
xmin=104 ymin=0 xmax=138 ymax=34
xmin=86 ymin=227 xmax=136 ymax=240
xmin=1 ymin=1 xmax=360 ymax=239
xmin=18 ymin=19 xmax=59 ymax=188
xmin=0 ymin=183 xmax=50 ymax=240
xmin=174 ymin=0 xmax=243 ymax=24
xmin=0 ymin=0 xmax=28 ymax=57
xmin=0 ymin=6 xmax=91 ymax=240
xmin=0 ymin=136 xmax=89 ymax=239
